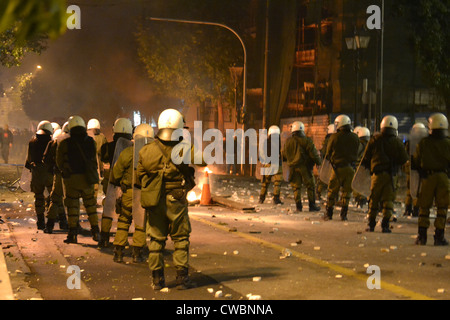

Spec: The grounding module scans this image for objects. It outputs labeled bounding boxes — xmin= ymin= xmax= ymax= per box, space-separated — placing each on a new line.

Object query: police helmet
xmin=157 ymin=109 xmax=184 ymax=141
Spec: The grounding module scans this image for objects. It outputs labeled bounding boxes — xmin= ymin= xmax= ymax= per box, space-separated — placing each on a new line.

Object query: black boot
xmin=340 ymin=206 xmax=348 ymax=221
xmin=295 ymin=202 xmax=303 ymax=212
xmin=434 ymin=229 xmax=449 ymax=246
xmin=91 ymin=226 xmax=100 ymax=242
xmin=176 ymin=267 xmax=196 ymax=290
xmin=358 ymin=198 xmax=367 ymax=208
xmin=381 ymin=218 xmax=392 ymax=233
xmin=324 ymin=206 xmax=333 ymax=221
xmin=412 ymin=206 xmax=419 ymax=217
xmin=273 ymin=195 xmax=283 ymax=205
xmin=403 ymin=204 xmax=412 ymax=216
xmin=366 ymin=219 xmax=376 ymax=232
xmin=36 ymin=214 xmax=46 ymax=230
xmin=152 ymin=269 xmax=165 ymax=290
xmin=309 ymin=202 xmax=320 ymax=212
xmin=415 ymin=227 xmax=427 ymax=245
xmin=258 ymin=195 xmax=265 ymax=204
xmin=64 ymin=228 xmax=78 ymax=244
xmin=98 ymin=231 xmax=110 ymax=247
xmin=44 ymin=218 xmax=55 ymax=234
xmin=113 ymin=246 xmax=124 ymax=263
xmin=58 ymin=213 xmax=69 ymax=230
xmin=132 ymin=246 xmax=145 ymax=263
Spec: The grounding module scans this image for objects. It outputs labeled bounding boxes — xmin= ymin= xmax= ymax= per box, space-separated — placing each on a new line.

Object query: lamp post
xmin=148 ymin=17 xmax=247 ymax=174
xmin=345 ymin=30 xmax=370 ymax=127
xmin=147 ymin=17 xmax=247 ymax=117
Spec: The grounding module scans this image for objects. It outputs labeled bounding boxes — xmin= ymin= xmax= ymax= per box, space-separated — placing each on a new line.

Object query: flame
xmin=187 ymin=191 xmax=200 ymax=202
xmin=204 ymin=167 xmax=213 ymax=174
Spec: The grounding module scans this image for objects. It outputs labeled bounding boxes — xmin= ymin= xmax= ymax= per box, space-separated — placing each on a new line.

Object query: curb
xmin=0 ymin=243 xmax=14 ymax=300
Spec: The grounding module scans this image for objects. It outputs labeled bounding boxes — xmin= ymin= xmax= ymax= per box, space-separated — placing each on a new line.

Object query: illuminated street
xmin=1 ymin=167 xmax=448 ymax=300
xmin=1 ymin=0 xmax=449 ymax=306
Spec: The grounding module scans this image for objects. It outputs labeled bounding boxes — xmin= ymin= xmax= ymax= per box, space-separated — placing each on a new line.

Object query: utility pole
xmin=379 ymin=0 xmax=384 ymax=130
xmin=262 ymin=0 xmax=270 ymax=130
xmin=148 ymin=17 xmax=247 ymax=118
xmin=148 ymin=17 xmax=248 ymax=174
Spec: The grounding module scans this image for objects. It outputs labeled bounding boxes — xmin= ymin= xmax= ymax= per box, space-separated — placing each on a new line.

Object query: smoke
xmin=10 ymin=3 xmax=176 ymax=135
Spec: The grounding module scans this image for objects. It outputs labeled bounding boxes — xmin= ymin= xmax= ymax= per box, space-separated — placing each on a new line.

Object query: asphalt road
xmin=1 ymin=166 xmax=449 ymax=302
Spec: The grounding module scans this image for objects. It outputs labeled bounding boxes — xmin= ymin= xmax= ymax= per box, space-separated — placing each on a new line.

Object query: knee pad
xmin=148 ymin=239 xmax=165 ymax=253
xmin=174 ymin=239 xmax=190 ymax=252
xmin=64 ymin=196 xmax=80 ymax=209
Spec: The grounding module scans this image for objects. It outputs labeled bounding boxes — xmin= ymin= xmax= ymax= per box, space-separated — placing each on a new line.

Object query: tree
xmin=0 ymin=28 xmax=47 ymax=67
xmin=135 ymin=0 xmax=250 ymax=123
xmin=399 ymin=0 xmax=450 ymax=116
xmin=136 ymin=24 xmax=239 ymax=107
xmin=0 ymin=0 xmax=67 ymax=67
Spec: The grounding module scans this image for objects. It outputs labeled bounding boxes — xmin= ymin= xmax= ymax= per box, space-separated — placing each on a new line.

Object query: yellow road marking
xmin=191 ymin=215 xmax=434 ymax=300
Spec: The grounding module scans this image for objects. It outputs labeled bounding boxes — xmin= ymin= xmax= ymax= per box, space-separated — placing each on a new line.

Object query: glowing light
xmin=187 ymin=191 xmax=200 ymax=202
xmin=204 ymin=167 xmax=213 ymax=174
xmin=133 ymin=111 xmax=141 ymax=127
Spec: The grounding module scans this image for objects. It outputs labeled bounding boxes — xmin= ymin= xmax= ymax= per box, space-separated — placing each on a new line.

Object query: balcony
xmin=295 ymin=44 xmax=316 ymax=67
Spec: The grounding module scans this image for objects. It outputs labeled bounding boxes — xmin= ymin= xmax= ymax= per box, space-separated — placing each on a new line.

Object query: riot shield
xmin=19 ymin=165 xmax=50 ymax=197
xmin=256 ymin=131 xmax=284 ymax=180
xmin=410 ymin=169 xmax=420 ymax=200
xmin=280 ymin=131 xmax=290 ymax=182
xmin=409 ymin=129 xmax=428 ymax=200
xmin=132 ymin=135 xmax=152 ymax=229
xmin=102 ymin=137 xmax=133 ymax=219
xmin=319 ymin=159 xmax=333 ymax=184
xmin=351 ymin=164 xmax=372 ymax=198
xmin=19 ymin=166 xmax=32 ymax=192
xmin=255 ymin=161 xmax=263 ymax=180
xmin=256 ymin=130 xmax=268 ymax=181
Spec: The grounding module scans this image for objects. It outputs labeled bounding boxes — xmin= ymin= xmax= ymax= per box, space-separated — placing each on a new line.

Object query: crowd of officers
xmin=23 ymin=109 xmax=449 ymax=290
xmin=261 ymin=112 xmax=449 ymax=245
xmin=25 ymin=109 xmax=197 ymax=290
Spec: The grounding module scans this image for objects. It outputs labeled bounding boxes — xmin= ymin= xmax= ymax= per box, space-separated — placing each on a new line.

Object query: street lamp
xmin=148 ymin=17 xmax=248 ymax=175
xmin=345 ymin=30 xmax=370 ymax=127
xmin=147 ymin=17 xmax=247 ymax=116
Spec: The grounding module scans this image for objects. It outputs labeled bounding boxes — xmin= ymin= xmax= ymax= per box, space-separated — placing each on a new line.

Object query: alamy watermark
xmin=66 ymin=265 xmax=81 ymax=290
xmin=67 ymin=5 xmax=81 ymax=30
xmin=65 ymin=4 xmax=381 ymax=31
xmin=170 ymin=121 xmax=280 ymax=176
xmin=366 ymin=265 xmax=381 ymax=290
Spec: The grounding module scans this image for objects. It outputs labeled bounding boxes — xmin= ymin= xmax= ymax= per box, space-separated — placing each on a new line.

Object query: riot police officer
xmin=25 ymin=120 xmax=54 ymax=230
xmin=137 ymin=108 xmax=199 ymax=290
xmin=413 ymin=113 xmax=450 ymax=246
xmin=404 ymin=122 xmax=428 ymax=217
xmin=56 ymin=116 xmax=100 ymax=244
xmin=361 ymin=115 xmax=408 ymax=232
xmin=87 ymin=118 xmax=108 ymax=202
xmin=259 ymin=125 xmax=283 ymax=205
xmin=42 ymin=127 xmax=69 ymax=233
xmin=111 ymin=123 xmax=154 ymax=263
xmin=324 ymin=115 xmax=359 ymax=221
xmin=282 ymin=121 xmax=321 ymax=212
xmin=99 ymin=118 xmax=133 ymax=247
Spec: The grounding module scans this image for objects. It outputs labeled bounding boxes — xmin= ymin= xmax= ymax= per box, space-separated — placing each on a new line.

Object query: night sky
xmin=0 ymin=2 xmax=175 ymax=136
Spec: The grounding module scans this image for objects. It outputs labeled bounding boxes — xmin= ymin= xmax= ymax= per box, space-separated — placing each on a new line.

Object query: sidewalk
xmin=0 ymin=228 xmax=14 ymax=300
